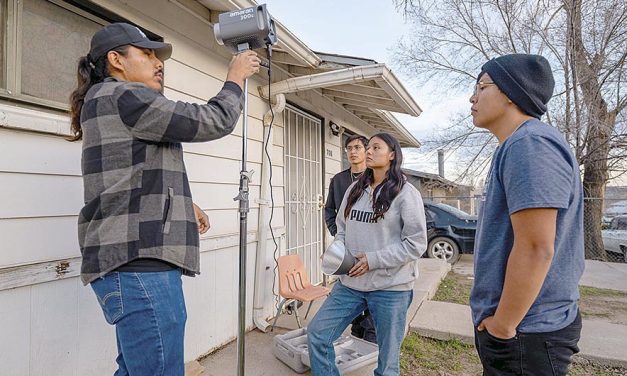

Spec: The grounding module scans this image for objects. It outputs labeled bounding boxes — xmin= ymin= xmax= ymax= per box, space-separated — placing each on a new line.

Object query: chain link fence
xmin=596 ymin=198 xmax=627 ymax=263
xmin=426 ymin=196 xmax=627 ymax=264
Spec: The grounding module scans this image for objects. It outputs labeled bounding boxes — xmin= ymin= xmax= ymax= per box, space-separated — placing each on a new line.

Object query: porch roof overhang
xmin=259 ymin=64 xmax=422 ymax=147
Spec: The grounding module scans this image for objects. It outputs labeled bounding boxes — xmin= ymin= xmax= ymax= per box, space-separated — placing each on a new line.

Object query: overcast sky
xmin=263 ymin=0 xmax=471 ymax=178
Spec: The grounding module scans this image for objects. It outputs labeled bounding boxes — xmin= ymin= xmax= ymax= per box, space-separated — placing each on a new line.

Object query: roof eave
xmin=373 ymin=110 xmax=421 ymax=148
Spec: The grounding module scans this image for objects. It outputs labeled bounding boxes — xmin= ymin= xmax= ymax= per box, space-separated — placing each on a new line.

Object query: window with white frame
xmin=21 ymin=0 xmax=105 ymax=104
xmin=0 ymin=0 xmax=165 ymax=136
xmin=0 ymin=0 xmax=106 ymax=109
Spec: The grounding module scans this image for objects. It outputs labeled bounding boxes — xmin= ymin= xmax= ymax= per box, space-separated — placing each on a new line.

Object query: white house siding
xmin=0 ymin=129 xmax=83 ymax=267
xmin=0 ymin=0 xmax=287 ymax=374
xmin=0 ymin=278 xmax=119 ymax=375
xmin=323 ymin=127 xmax=343 ymax=245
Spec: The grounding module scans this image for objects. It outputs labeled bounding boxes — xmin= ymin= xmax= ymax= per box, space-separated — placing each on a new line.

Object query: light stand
xmin=214 ymin=5 xmax=277 ymax=376
xmin=233 ymin=42 xmax=252 ymax=376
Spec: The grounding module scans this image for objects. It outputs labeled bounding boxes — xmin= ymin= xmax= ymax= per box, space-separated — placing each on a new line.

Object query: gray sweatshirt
xmin=336 ymin=182 xmax=428 ymax=291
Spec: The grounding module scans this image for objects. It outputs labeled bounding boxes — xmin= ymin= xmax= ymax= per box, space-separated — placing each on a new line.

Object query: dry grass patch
xmin=432 ymin=272 xmax=473 ymax=305
xmin=400 ymin=334 xmax=627 ymax=376
xmin=569 ymin=358 xmax=627 ymax=376
xmin=433 ymin=274 xmax=627 ymax=327
xmin=579 ymin=286 xmax=627 ymax=325
xmin=416 ymin=273 xmax=627 ymax=374
xmin=400 ymin=334 xmax=482 ymax=376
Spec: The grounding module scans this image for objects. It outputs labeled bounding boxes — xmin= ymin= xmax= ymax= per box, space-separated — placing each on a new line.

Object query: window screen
xmin=21 ymin=0 xmax=101 ymax=104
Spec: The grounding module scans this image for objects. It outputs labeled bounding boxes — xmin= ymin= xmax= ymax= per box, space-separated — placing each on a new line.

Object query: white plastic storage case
xmin=273 ymin=327 xmax=378 ymax=374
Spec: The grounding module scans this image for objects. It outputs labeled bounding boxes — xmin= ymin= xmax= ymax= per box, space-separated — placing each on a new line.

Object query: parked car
xmin=602 ymin=215 xmax=627 ymax=263
xmin=423 ymin=202 xmax=477 ymax=264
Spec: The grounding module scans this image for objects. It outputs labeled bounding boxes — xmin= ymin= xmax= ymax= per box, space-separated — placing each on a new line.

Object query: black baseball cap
xmin=88 ymin=23 xmax=172 ymax=62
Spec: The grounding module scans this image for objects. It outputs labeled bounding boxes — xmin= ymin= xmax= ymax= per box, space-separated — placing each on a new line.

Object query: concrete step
xmin=410 ymin=300 xmax=627 ymax=368
xmin=406 ymin=259 xmax=451 ymax=327
xmin=577 ymin=319 xmax=627 ymax=368
xmin=409 ymin=300 xmax=474 ymax=345
xmin=580 ymin=260 xmax=627 ymax=293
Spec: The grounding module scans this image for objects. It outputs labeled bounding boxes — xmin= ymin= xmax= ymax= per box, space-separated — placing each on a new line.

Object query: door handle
xmin=317 ymin=194 xmax=325 ymax=210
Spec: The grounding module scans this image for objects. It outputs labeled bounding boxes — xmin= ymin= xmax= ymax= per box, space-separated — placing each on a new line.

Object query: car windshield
xmin=433 ymin=203 xmax=472 ymax=218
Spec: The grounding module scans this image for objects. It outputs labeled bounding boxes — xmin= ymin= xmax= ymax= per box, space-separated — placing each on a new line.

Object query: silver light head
xmin=214 ymin=4 xmax=278 ymax=53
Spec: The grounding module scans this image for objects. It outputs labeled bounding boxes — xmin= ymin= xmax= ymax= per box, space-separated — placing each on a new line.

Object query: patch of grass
xmin=432 ymin=277 xmax=627 ymax=308
xmin=578 ymin=285 xmax=627 ymax=325
xmin=569 ymin=359 xmax=627 ymax=376
xmin=400 ymin=334 xmax=627 ymax=376
xmin=580 ymin=311 xmax=611 ymax=319
xmin=579 ymin=285 xmax=627 ymax=298
xmin=401 ymin=334 xmax=481 ymax=375
xmin=406 ymin=276 xmax=627 ymax=373
xmin=433 ymin=272 xmax=473 ymax=305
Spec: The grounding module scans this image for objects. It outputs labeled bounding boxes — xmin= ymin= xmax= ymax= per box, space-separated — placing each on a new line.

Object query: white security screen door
xmin=284 ymin=105 xmax=324 ymax=284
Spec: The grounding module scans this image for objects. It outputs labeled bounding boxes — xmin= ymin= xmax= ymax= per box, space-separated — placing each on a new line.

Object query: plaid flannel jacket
xmin=78 ymin=77 xmax=243 ymax=284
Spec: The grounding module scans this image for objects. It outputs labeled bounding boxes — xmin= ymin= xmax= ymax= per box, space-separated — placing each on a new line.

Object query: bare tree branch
xmin=393 ymin=0 xmax=626 ymax=260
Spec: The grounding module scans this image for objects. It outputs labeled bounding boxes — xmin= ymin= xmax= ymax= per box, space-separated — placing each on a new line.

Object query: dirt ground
xmin=432 ymin=271 xmax=473 ymax=306
xmin=406 ymin=271 xmax=627 ymax=375
xmin=400 ymin=334 xmax=627 ymax=376
xmin=400 ymin=335 xmax=482 ymax=376
xmin=434 ymin=272 xmax=627 ymax=325
xmin=578 ymin=285 xmax=627 ymax=325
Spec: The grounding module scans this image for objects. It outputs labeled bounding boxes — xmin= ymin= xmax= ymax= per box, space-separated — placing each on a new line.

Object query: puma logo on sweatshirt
xmin=349 ymin=209 xmax=379 ymax=223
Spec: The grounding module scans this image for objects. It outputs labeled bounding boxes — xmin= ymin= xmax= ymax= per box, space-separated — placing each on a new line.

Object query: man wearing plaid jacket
xmin=70 ymin=23 xmax=260 ymax=375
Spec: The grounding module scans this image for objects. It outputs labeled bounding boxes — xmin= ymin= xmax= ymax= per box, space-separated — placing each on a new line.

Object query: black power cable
xmin=263 ymin=45 xmax=281 ymax=311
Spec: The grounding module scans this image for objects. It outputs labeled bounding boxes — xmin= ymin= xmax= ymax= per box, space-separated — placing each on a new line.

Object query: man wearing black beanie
xmin=469 ymin=54 xmax=585 ymax=375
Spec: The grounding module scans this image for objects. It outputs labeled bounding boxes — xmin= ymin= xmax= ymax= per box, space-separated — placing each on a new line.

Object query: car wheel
xmin=621 ymin=245 xmax=627 ymax=263
xmin=427 ymin=236 xmax=461 ymax=264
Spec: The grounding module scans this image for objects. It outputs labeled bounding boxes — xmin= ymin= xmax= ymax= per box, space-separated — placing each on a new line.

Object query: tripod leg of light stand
xmin=235 ymin=78 xmax=250 ymax=376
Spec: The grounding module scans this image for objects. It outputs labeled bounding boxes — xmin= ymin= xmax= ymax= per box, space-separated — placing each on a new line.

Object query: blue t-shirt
xmin=470 ymin=118 xmax=585 ymax=333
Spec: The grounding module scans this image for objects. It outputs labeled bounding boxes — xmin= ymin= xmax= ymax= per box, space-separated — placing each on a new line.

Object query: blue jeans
xmin=307 ymin=282 xmax=413 ymax=376
xmin=90 ymin=270 xmax=187 ymax=376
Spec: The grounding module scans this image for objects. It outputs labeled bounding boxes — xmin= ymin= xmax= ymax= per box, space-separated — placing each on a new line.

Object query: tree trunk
xmin=582 ymin=116 xmax=610 ymax=260
xmin=583 ymin=165 xmax=608 ymax=261
xmin=566 ymin=0 xmax=614 ymax=260
xmin=581 ymin=109 xmax=616 ymax=260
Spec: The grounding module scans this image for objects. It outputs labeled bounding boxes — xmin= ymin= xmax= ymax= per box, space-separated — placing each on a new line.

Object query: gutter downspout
xmin=253 ymin=93 xmax=286 ymax=332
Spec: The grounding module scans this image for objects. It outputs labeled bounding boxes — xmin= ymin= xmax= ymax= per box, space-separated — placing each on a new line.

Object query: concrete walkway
xmin=580 ymin=260 xmax=627 ymax=292
xmin=410 ymin=256 xmax=627 ymax=368
xmin=196 ymin=259 xmax=450 ymax=375
xmin=453 ymin=254 xmax=627 ymax=292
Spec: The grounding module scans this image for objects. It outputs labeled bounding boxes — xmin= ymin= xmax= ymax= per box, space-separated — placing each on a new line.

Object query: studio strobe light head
xmin=214 ymin=4 xmax=278 ymax=53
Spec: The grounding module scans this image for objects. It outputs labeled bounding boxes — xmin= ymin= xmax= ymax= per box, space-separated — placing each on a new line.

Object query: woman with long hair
xmin=308 ymin=133 xmax=428 ymax=376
